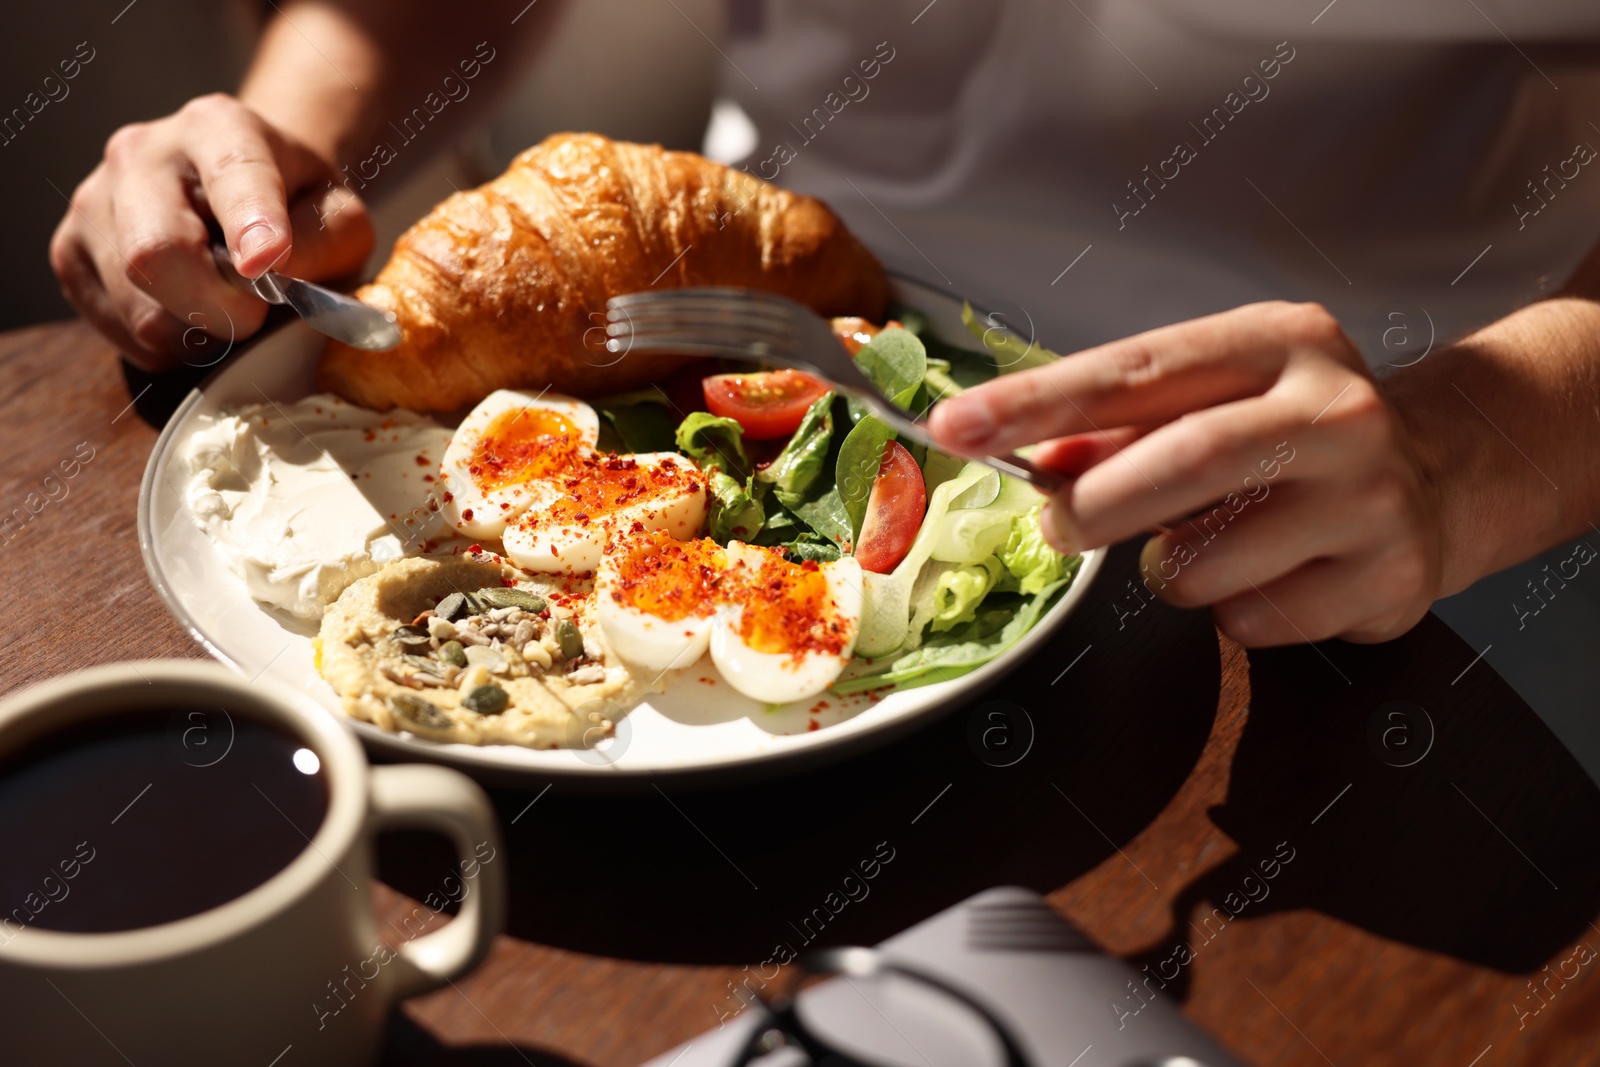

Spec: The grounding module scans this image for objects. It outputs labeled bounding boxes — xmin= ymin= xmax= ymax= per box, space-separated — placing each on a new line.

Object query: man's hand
xmin=929 ymin=301 xmax=1446 ymax=647
xmin=49 ymin=93 xmax=373 ymax=370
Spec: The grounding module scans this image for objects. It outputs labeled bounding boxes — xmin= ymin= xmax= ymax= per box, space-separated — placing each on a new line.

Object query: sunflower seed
xmin=567 ymin=665 xmax=605 ymax=685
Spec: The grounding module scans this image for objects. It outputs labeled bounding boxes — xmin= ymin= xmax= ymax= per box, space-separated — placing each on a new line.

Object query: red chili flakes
xmin=415 ymin=454 xmax=429 ymax=466
xmin=442 ymin=492 xmax=454 ymax=503
xmin=461 ymin=508 xmax=475 ymax=522
xmin=808 ymin=719 xmax=820 ymax=732
xmin=422 ymin=474 xmax=435 ymax=483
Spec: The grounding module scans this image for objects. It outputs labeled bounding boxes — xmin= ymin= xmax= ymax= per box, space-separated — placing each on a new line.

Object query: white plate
xmin=138 ymin=277 xmax=1104 ymax=785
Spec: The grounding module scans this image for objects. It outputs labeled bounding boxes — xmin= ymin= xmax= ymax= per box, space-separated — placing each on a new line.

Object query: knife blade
xmin=210 ymin=241 xmax=400 ymax=351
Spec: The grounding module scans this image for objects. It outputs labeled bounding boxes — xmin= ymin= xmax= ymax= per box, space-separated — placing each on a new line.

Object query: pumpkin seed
xmin=461 ymin=684 xmax=508 ymax=715
xmin=389 ymin=693 xmax=451 ymax=729
xmin=479 ymin=587 xmax=548 ymax=613
xmin=438 ymin=640 xmax=467 ymax=668
xmin=435 ymin=592 xmax=468 ymax=620
xmin=392 ymin=624 xmax=431 ymax=647
xmin=556 ymin=618 xmax=584 ymax=662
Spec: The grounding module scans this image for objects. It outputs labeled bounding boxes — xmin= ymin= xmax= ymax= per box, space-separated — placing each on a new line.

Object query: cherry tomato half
xmin=854 ymin=440 xmax=927 ymax=573
xmin=830 ymin=317 xmax=904 ymax=355
xmin=702 ymin=369 xmax=831 ymax=440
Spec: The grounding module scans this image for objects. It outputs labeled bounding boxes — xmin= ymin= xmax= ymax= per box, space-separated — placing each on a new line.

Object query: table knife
xmin=211 ymin=242 xmax=400 ymax=351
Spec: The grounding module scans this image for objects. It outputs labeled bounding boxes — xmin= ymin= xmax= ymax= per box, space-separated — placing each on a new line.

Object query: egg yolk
xmin=469 ymin=407 xmax=584 ymax=489
xmin=546 ymin=454 xmax=706 ymax=530
xmin=611 ymin=530 xmax=729 ymax=622
xmin=738 ymin=555 xmax=851 ymax=659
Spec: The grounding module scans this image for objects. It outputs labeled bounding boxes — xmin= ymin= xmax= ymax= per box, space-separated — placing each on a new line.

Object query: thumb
xmin=281 ymin=182 xmax=375 ymax=281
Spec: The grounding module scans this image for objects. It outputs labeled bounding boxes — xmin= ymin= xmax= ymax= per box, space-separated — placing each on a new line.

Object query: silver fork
xmin=604 ymin=287 xmax=1064 ymax=492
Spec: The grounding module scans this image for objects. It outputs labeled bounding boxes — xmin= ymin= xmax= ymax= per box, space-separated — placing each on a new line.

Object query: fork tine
xmin=607 ymin=302 xmax=793 ymax=331
xmin=614 ymin=328 xmax=803 ymax=359
xmin=608 ymin=286 xmax=794 ymax=309
xmin=603 ymin=338 xmax=789 ymax=362
xmin=607 ymin=309 xmax=794 ymax=335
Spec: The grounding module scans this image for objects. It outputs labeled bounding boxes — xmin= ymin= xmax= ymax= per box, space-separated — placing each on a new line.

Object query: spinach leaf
xmin=790 ymin=484 xmax=854 ymax=550
xmin=854 ymin=327 xmax=926 ymax=409
xmin=836 ymin=415 xmax=897 ymax=542
xmin=757 ymin=392 xmax=834 ymax=505
xmin=590 ymin=387 xmax=680 ymax=454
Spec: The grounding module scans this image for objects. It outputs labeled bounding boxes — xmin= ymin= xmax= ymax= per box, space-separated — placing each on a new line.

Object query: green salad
xmin=592 ymin=304 xmax=1082 ymax=696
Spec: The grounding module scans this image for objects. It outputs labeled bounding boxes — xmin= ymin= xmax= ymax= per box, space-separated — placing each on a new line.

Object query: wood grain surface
xmin=2 ymin=320 xmax=1598 ymax=1067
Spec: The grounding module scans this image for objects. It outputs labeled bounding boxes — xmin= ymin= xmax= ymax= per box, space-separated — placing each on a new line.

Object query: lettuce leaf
xmin=927 ymin=472 xmax=1040 ymax=565
xmin=706 ymin=470 xmax=765 ymax=542
xmin=924 ymin=557 xmax=1005 ymax=634
xmin=675 ymin=412 xmax=750 ymax=480
xmin=833 ymin=571 xmax=1076 ymax=694
xmin=961 ymin=302 xmax=1061 ymax=375
xmin=854 ymin=462 xmax=992 ymax=657
xmin=674 ymin=412 xmax=763 ymax=542
xmin=999 ymin=505 xmax=1068 ymax=595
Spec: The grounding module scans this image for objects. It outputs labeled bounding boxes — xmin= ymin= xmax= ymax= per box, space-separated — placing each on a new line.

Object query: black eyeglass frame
xmin=729 ymin=947 xmax=1034 ymax=1067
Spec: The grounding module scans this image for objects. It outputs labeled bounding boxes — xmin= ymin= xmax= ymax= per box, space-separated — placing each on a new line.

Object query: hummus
xmin=184 ymin=393 xmax=457 ymax=620
xmin=317 ymin=553 xmax=654 ymax=748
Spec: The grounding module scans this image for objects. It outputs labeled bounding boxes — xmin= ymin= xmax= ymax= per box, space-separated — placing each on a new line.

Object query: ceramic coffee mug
xmin=0 ymin=660 xmax=506 ymax=1066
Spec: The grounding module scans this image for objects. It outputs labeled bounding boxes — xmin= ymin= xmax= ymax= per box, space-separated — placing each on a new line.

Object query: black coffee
xmin=0 ymin=708 xmax=328 ymax=934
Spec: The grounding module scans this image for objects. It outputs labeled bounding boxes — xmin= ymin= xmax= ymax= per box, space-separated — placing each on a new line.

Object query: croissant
xmin=317 ymin=133 xmax=892 ymax=411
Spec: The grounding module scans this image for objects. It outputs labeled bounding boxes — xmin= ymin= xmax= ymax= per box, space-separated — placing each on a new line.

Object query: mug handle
xmin=366 ymin=764 xmax=507 ymax=1002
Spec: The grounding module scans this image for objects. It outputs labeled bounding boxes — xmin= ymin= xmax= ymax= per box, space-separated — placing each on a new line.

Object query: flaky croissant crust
xmin=317 ymin=133 xmax=891 ymax=412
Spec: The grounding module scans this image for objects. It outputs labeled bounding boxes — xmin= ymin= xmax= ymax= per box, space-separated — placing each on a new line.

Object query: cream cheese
xmin=184 ymin=393 xmax=457 ymax=620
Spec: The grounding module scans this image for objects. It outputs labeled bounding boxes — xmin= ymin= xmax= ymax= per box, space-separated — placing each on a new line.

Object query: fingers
xmin=1211 ymin=542 xmax=1434 ymax=647
xmin=49 ymin=93 xmax=360 ymax=366
xmin=1137 ymin=483 xmax=1359 ymax=608
xmin=281 ymin=182 xmax=375 ymax=281
xmin=930 ymin=301 xmax=1353 ymax=455
xmin=1039 ymin=393 xmax=1310 ymax=552
xmin=180 ymin=95 xmax=294 ymax=278
xmin=49 ymin=221 xmax=165 ymax=367
xmin=110 ymin=145 xmax=269 ymax=339
xmin=1030 ymin=426 xmax=1145 ymax=479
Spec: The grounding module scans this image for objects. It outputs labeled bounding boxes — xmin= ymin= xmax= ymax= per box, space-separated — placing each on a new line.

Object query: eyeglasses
xmin=728 ymin=947 xmax=1034 ymax=1067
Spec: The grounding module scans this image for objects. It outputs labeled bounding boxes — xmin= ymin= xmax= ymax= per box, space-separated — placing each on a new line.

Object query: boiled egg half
xmin=437 ymin=389 xmax=601 ymax=539
xmin=710 ymin=543 xmax=862 ymax=704
xmin=595 ymin=530 xmax=727 ymax=673
xmin=597 ymin=534 xmax=862 ymax=703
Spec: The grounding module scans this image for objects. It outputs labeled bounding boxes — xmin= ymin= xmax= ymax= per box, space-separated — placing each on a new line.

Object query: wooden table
xmin=4 ymin=319 xmax=1600 ymax=1067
